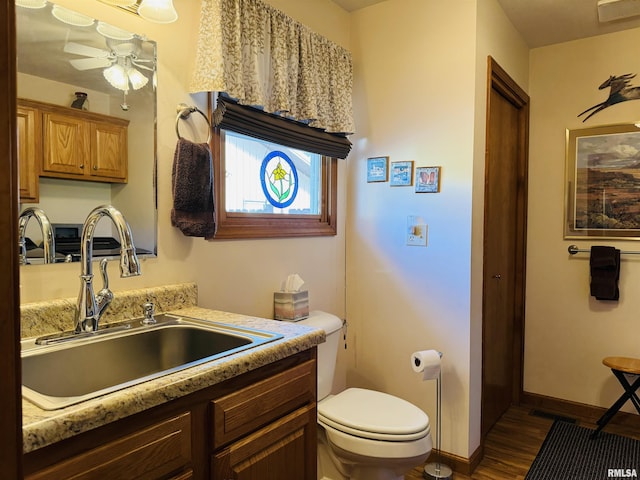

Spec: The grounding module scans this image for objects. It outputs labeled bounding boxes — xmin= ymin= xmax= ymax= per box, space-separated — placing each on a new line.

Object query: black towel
xmin=171 ymin=138 xmax=216 ymax=238
xmin=589 ymin=246 xmax=620 ymax=301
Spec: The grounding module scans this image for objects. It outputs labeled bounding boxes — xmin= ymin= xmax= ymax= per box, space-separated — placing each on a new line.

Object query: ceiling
xmin=16 ymin=4 xmax=155 ymax=96
xmin=332 ymin=0 xmax=640 ymax=48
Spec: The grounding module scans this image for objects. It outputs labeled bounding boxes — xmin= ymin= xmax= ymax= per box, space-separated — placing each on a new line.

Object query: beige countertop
xmin=22 ymin=305 xmax=324 ymax=453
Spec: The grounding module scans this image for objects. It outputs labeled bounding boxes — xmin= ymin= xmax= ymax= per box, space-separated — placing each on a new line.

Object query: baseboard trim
xmin=521 ymin=391 xmax=640 ymax=428
xmin=425 ymin=443 xmax=483 ymax=476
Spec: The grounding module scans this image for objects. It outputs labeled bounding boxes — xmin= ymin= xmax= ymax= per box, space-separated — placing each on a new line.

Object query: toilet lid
xmin=318 ymin=388 xmax=430 ymax=441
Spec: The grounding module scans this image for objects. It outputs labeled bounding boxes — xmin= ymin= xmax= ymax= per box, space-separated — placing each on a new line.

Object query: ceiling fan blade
xmin=69 ymin=57 xmax=113 ymax=71
xmin=131 ymin=62 xmax=154 ymax=72
xmin=64 ymin=42 xmax=110 ymax=58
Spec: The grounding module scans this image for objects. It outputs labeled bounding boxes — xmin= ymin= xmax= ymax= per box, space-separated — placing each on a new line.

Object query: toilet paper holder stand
xmin=422 ymin=351 xmax=452 ymax=480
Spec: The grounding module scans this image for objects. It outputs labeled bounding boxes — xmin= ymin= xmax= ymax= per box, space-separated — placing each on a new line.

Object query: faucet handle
xmin=142 ymin=301 xmax=156 ymax=325
xmin=95 ymin=258 xmax=114 ymax=314
xmin=99 ymin=258 xmax=110 ymax=289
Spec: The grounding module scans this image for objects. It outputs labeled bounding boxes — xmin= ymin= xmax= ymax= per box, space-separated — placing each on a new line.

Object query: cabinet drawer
xmin=211 ymin=359 xmax=316 ymax=449
xmin=27 ymin=412 xmax=192 ymax=480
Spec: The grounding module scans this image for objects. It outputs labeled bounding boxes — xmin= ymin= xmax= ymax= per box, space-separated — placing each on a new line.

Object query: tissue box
xmin=274 ymin=291 xmax=309 ymax=321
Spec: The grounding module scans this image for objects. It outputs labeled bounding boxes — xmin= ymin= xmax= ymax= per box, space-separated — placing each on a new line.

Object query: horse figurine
xmin=578 ymin=73 xmax=640 ymax=122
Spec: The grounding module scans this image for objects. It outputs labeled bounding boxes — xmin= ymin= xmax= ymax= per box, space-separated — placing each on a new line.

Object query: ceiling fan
xmin=64 ymin=36 xmax=155 ymax=92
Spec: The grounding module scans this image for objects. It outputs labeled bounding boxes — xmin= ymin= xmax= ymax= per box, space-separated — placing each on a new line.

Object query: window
xmin=224 ymin=131 xmax=322 ymax=216
xmin=210 ymin=95 xmax=347 ymax=239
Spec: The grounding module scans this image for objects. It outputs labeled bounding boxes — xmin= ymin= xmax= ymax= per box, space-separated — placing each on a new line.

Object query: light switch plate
xmin=407 ymin=216 xmax=427 ymax=246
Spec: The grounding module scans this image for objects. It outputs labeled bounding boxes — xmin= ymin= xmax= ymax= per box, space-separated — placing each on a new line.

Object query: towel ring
xmin=175 ymin=104 xmax=212 ymax=143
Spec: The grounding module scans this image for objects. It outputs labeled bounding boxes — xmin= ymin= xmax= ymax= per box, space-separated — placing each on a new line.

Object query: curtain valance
xmin=214 ymin=95 xmax=352 ymax=159
xmin=189 ymin=0 xmax=355 ymax=135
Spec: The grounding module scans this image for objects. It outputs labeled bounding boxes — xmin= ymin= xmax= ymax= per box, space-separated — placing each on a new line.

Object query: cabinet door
xmin=26 ymin=412 xmax=192 ymax=480
xmin=42 ymin=111 xmax=90 ymax=176
xmin=91 ymin=120 xmax=127 ymax=181
xmin=16 ymin=105 xmax=40 ymax=202
xmin=212 ymin=405 xmax=317 ymax=480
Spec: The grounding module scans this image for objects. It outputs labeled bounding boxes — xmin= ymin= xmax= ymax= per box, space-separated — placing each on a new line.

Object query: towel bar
xmin=568 ymin=244 xmax=640 ymax=255
xmin=175 ymin=104 xmax=212 ymax=143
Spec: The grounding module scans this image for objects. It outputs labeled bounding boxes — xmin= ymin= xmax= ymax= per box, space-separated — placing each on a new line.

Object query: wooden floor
xmin=405 ymin=404 xmax=640 ymax=480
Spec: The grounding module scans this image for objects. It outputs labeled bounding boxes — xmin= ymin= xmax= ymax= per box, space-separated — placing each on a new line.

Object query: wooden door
xmin=481 ymin=57 xmax=529 ymax=437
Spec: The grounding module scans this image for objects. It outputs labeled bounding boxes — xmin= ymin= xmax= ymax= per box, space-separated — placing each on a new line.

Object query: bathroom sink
xmin=21 ymin=314 xmax=283 ymax=410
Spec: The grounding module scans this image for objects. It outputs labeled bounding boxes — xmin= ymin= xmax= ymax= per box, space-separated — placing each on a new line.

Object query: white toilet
xmin=298 ymin=311 xmax=432 ymax=480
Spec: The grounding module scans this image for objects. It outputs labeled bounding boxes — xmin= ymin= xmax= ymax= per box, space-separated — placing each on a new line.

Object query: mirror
xmin=16 ymin=1 xmax=157 ymax=264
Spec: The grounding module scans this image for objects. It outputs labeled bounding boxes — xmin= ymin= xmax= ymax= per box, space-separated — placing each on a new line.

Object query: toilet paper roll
xmin=411 ymin=349 xmax=441 ymax=381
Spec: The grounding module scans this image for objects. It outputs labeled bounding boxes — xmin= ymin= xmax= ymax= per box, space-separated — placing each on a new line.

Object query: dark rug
xmin=526 ymin=420 xmax=640 ymax=480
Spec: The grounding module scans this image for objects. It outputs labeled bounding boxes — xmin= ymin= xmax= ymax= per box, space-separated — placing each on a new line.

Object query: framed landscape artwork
xmin=565 ymin=123 xmax=640 ymax=239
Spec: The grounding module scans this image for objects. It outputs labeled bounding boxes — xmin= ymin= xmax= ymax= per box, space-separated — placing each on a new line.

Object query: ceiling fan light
xmin=127 ymin=67 xmax=149 ymax=90
xmin=137 ymin=0 xmax=178 ymax=24
xmin=51 ymin=5 xmax=95 ymax=27
xmin=96 ymin=21 xmax=134 ymax=41
xmin=16 ymin=0 xmax=47 ymax=9
xmin=103 ymin=64 xmax=129 ymax=91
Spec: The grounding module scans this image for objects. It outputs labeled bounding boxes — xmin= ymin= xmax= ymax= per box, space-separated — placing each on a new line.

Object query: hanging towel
xmin=589 ymin=245 xmax=620 ymax=301
xmin=171 ymin=138 xmax=216 ymax=238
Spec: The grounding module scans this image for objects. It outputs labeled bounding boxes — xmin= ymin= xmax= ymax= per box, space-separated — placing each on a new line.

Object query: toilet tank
xmin=297 ymin=311 xmax=342 ymax=400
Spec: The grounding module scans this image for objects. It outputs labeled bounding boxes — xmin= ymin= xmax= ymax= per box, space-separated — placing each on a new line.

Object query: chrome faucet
xmin=18 ymin=207 xmax=55 ymax=265
xmin=74 ymin=205 xmax=141 ymax=334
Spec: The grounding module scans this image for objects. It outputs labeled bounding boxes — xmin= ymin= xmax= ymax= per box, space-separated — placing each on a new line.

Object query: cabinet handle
xmin=79 ymin=164 xmax=84 ymax=168
xmin=93 ymin=165 xmax=97 ymax=170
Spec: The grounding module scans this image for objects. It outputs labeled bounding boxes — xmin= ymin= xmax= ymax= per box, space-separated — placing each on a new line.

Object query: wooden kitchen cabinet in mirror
xmin=21 ymin=98 xmax=128 ymax=184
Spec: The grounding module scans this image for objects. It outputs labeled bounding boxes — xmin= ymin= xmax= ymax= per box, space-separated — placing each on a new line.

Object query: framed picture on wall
xmin=367 ymin=156 xmax=389 ymax=183
xmin=415 ymin=166 xmax=441 ymax=193
xmin=390 ymin=161 xmax=413 ymax=186
xmin=565 ymin=123 xmax=640 ymax=239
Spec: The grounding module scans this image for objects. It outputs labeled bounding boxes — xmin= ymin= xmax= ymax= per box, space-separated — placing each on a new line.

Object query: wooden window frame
xmin=210 ymin=127 xmax=338 ymax=239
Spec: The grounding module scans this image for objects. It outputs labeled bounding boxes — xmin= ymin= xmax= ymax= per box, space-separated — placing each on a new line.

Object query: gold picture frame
xmin=565 ymin=123 xmax=640 ymax=239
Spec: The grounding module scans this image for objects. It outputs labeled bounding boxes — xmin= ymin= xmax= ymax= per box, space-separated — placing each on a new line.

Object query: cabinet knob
xmin=79 ymin=164 xmax=84 ymax=169
xmin=93 ymin=165 xmax=97 ymax=170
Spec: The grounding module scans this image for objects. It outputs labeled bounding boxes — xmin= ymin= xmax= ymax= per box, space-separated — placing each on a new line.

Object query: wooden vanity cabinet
xmin=23 ymin=348 xmax=317 ymax=480
xmin=18 ymin=98 xmax=129 ymax=186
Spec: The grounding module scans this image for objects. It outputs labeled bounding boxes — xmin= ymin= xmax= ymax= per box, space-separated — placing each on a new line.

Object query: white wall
xmin=348 ymin=0 xmax=476 ymax=459
xmin=347 ymin=0 xmax=528 ymax=459
xmin=526 ymin=27 xmax=640 ymax=413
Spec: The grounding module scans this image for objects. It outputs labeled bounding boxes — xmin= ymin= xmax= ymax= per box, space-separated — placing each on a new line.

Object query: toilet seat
xmin=318 ymin=388 xmax=430 ymax=441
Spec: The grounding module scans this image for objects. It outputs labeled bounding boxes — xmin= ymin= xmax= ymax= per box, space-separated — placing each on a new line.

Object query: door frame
xmin=481 ymin=56 xmax=529 ymax=436
xmin=0 ymin=0 xmax=24 ymax=478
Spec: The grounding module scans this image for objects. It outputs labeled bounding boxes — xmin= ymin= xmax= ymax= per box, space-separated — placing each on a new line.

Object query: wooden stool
xmin=592 ymin=356 xmax=640 ymax=439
